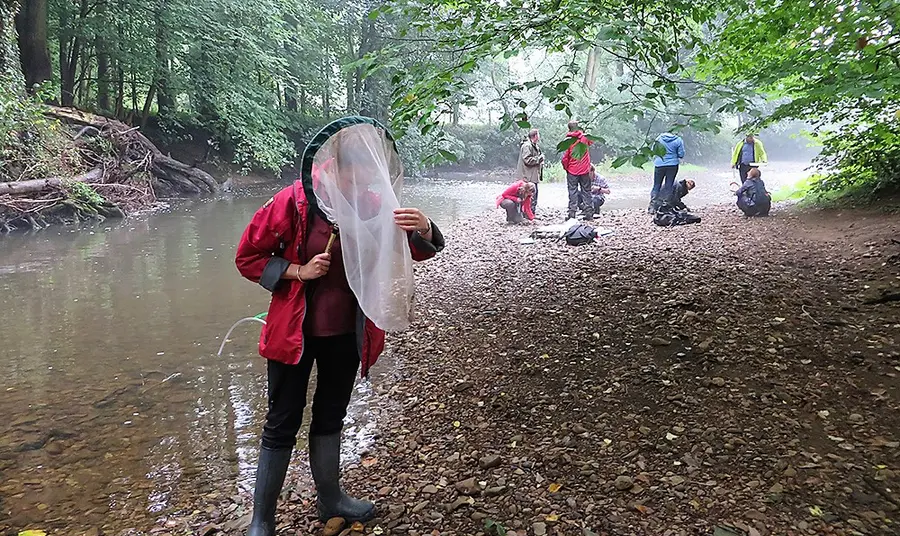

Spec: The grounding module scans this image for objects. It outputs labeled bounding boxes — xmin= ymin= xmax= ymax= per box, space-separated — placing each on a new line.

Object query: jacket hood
xmin=658 ymin=133 xmax=680 ymax=143
xmin=566 ymin=130 xmax=584 ymax=138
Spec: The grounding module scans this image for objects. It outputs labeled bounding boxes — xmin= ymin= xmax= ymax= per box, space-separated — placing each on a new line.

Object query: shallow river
xmin=0 ymin=163 xmax=809 ymax=533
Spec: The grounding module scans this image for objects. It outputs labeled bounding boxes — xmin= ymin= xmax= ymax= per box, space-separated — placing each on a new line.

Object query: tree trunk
xmin=285 ymin=86 xmax=297 ymax=112
xmin=583 ymin=46 xmax=599 ymax=92
xmin=14 ymin=0 xmax=51 ymax=91
xmin=0 ymin=168 xmax=102 ymax=195
xmin=57 ymin=0 xmax=87 ymax=106
xmin=153 ymin=0 xmax=174 ymax=117
xmin=96 ymin=36 xmax=109 ymax=111
xmin=1 ymin=1 xmax=24 ymax=91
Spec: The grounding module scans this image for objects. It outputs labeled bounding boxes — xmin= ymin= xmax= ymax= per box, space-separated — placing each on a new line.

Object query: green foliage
xmin=812 ymin=123 xmax=900 ymax=196
xmin=64 ymin=180 xmax=106 ymax=207
xmin=484 ymin=519 xmax=508 ymax=536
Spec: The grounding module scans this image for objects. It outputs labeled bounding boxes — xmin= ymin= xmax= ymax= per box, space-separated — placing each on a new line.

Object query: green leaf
xmin=516 ymin=120 xmax=531 ymax=129
xmin=437 ymin=149 xmax=458 ymax=162
xmin=570 ymin=142 xmax=588 ymax=160
xmin=611 ymin=156 xmax=630 ymax=168
xmin=556 ymin=137 xmax=578 ymax=152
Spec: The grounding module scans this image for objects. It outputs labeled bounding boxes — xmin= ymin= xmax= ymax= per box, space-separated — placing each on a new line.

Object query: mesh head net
xmin=307 ymin=120 xmax=414 ymax=331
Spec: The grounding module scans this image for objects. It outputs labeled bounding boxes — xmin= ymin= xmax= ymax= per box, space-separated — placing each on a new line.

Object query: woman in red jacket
xmin=235 ymin=117 xmax=444 ymax=536
xmin=496 ymin=180 xmax=535 ymax=223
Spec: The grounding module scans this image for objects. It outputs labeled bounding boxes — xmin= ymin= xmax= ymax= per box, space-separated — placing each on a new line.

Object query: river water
xmin=0 ymin=163 xmax=809 ymax=533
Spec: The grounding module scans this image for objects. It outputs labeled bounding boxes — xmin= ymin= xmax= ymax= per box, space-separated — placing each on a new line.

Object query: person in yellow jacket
xmin=731 ymin=134 xmax=768 ymax=182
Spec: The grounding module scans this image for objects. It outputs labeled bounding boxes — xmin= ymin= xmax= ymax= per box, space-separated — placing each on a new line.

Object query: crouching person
xmin=497 ymin=180 xmax=536 ymax=224
xmin=735 ymin=168 xmax=771 ymax=217
xmin=668 ymin=179 xmax=695 ymax=210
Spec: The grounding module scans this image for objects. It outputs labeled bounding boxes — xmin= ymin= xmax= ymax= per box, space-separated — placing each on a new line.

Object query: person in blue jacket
xmin=649 ymin=132 xmax=685 ymax=213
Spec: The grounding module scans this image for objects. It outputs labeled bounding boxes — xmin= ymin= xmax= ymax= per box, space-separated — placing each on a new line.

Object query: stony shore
xmin=201 ymin=203 xmax=900 ymax=536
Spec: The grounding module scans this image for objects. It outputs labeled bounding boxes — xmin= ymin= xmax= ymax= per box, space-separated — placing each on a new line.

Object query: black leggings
xmin=261 ymin=334 xmax=360 ymax=450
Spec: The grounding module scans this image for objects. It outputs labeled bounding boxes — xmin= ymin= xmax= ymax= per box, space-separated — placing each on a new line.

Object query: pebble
xmin=479 ymin=454 xmax=502 ymax=469
xmin=614 ymin=476 xmax=634 ymax=491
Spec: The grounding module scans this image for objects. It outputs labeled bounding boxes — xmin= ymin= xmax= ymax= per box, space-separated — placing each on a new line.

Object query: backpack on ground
xmin=562 ymin=223 xmax=597 ymax=246
xmin=653 ymin=203 xmax=701 ymax=227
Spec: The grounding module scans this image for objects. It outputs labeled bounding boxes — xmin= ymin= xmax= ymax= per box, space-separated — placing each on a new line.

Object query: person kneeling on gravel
xmin=235 ymin=117 xmax=445 ymax=536
xmin=668 ymin=179 xmax=695 ymax=211
xmin=496 ymin=180 xmax=536 ymax=224
xmin=734 ymin=167 xmax=771 ymax=217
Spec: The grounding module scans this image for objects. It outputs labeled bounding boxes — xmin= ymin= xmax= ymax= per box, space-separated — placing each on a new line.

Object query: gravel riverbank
xmin=195 ymin=203 xmax=900 ymax=536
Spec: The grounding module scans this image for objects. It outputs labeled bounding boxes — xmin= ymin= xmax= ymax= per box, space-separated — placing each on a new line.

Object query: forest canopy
xmin=2 ymin=0 xmax=898 ymax=193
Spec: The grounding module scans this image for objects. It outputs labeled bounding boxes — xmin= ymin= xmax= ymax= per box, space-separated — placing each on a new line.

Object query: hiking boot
xmin=247 ymin=447 xmax=292 ymax=536
xmin=309 ymin=433 xmax=376 ymax=522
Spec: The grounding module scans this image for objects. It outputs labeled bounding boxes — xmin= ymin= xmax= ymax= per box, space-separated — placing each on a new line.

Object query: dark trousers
xmin=592 ymin=195 xmax=605 ymax=214
xmin=500 ymin=198 xmax=523 ymax=223
xmin=261 ymin=334 xmax=359 ymax=450
xmin=566 ymin=173 xmax=592 ymax=218
xmin=738 ymin=164 xmax=751 ymax=182
xmin=651 ymin=165 xmax=679 ymax=202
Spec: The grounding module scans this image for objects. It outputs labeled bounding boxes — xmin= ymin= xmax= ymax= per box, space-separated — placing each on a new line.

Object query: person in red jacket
xmin=496 ymin=180 xmax=535 ymax=223
xmin=561 ymin=120 xmax=594 ymax=221
xmin=235 ymin=117 xmax=444 ymax=536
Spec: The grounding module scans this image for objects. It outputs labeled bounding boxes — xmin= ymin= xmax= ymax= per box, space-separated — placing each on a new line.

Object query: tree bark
xmin=154 ymin=0 xmax=174 ymax=117
xmin=96 ymin=36 xmax=109 ymax=111
xmin=0 ymin=168 xmax=102 ymax=195
xmin=14 ymin=0 xmax=51 ymax=91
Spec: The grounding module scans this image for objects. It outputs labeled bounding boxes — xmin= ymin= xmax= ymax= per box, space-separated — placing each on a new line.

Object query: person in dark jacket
xmin=235 ymin=117 xmax=445 ymax=536
xmin=668 ymin=179 xmax=695 ymax=210
xmin=735 ymin=168 xmax=771 ymax=216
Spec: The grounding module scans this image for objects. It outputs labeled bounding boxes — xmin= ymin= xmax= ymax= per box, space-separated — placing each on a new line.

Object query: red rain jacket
xmin=496 ymin=180 xmax=535 ymax=220
xmin=235 ymin=181 xmax=443 ymax=377
xmin=561 ymin=130 xmax=593 ymax=176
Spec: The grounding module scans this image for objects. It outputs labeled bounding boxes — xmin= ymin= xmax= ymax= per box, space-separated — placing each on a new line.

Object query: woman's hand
xmin=394 ymin=207 xmax=432 ymax=241
xmin=298 ymin=253 xmax=331 ymax=281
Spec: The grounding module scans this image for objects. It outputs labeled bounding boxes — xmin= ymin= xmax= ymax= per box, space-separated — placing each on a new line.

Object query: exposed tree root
xmin=0 ymin=106 xmax=218 ymax=231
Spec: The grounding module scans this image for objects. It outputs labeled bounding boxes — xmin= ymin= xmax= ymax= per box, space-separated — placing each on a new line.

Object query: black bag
xmin=653 ymin=203 xmax=701 ymax=227
xmin=562 ymin=223 xmax=597 ymax=246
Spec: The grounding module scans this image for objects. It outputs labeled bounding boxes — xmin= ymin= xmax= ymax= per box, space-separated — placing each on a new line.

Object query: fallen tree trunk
xmin=0 ymin=168 xmax=102 ymax=195
xmin=43 ymin=106 xmax=218 ymax=195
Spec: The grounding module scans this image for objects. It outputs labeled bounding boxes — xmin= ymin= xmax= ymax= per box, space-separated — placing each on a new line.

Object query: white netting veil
xmin=308 ymin=120 xmax=414 ymax=331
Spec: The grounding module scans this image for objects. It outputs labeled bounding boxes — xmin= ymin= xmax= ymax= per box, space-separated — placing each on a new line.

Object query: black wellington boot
xmin=247 ymin=447 xmax=292 ymax=536
xmin=309 ymin=433 xmax=376 ymax=522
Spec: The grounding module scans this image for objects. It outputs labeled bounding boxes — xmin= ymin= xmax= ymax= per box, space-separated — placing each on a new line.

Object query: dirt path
xmin=195 ymin=203 xmax=899 ymax=536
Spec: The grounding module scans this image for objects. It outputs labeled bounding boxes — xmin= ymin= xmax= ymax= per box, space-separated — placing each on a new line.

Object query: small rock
xmin=455 ymin=477 xmax=480 ymax=496
xmin=323 ymin=518 xmax=346 ymax=536
xmin=769 ymin=483 xmax=784 ymax=494
xmin=447 ymin=496 xmax=474 ymax=512
xmin=484 ymin=486 xmax=507 ymax=497
xmin=479 ymin=454 xmax=502 ymax=469
xmin=849 ymin=413 xmax=865 ymax=424
xmin=533 ymin=522 xmax=547 ymax=536
xmin=422 ymin=484 xmax=439 ymax=494
xmin=711 ymin=377 xmax=726 ymax=387
xmin=572 ymin=423 xmax=588 ymax=434
xmin=452 ymin=381 xmax=474 ymax=393
xmin=650 ymin=337 xmax=670 ymax=347
xmin=614 ymin=476 xmax=634 ymax=491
